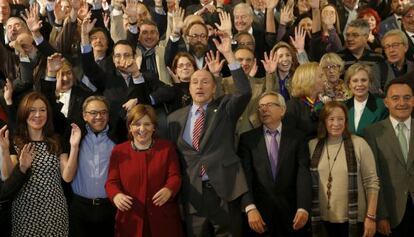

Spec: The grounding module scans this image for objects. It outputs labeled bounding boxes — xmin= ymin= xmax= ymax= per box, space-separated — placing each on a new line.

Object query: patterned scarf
xmin=310 ymin=136 xmax=358 ymax=237
xmin=138 ymin=45 xmax=157 ymax=74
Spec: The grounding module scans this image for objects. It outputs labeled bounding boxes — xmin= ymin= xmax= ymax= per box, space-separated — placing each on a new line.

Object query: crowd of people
xmin=0 ymin=0 xmax=414 ymax=236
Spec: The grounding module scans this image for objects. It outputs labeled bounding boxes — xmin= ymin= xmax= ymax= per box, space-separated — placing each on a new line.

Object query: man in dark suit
xmin=400 ymin=4 xmax=414 ymax=61
xmin=81 ymin=17 xmax=175 ymax=141
xmin=378 ymin=0 xmax=409 ymax=39
xmin=238 ymin=91 xmax=311 ymax=237
xmin=382 ymin=29 xmax=414 ymax=89
xmin=364 ymin=79 xmax=414 ymax=236
xmin=167 ymin=32 xmax=252 ymax=236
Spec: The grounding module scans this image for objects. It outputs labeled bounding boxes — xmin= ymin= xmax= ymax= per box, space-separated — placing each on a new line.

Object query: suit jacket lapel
xmin=406 ymin=119 xmax=414 ymax=170
xmin=275 ymin=128 xmax=289 ymax=181
xmin=358 ymin=106 xmax=375 ymax=134
xmin=198 ymin=104 xmax=218 ymax=150
xmin=177 ymin=106 xmax=193 ymax=150
xmin=253 ymin=129 xmax=276 ymax=185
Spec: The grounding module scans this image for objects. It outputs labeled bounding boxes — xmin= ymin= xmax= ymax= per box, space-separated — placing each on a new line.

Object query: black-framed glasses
xmin=383 ymin=42 xmax=405 ymax=50
xmin=85 ymin=110 xmax=108 ymax=117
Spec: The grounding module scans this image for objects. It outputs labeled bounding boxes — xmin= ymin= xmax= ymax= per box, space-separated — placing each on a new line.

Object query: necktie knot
xmin=266 ymin=130 xmax=278 ymax=137
xmin=197 ymin=107 xmax=205 ymax=115
xmin=398 ymin=122 xmax=407 ymax=131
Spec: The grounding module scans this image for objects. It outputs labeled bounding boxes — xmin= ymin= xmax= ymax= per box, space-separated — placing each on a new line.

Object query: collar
xmin=248 ymin=27 xmax=253 ymax=35
xmin=353 ymin=96 xmax=368 ymax=109
xmin=263 ymin=123 xmax=282 ymax=135
xmin=389 ymin=116 xmax=411 ymax=131
xmin=191 ymin=103 xmax=208 ymax=115
xmin=86 ymin=124 xmax=109 ymax=136
xmin=60 ymin=88 xmax=72 ymax=96
xmin=395 ymin=14 xmax=402 ymax=20
xmin=344 ymin=1 xmax=359 ymax=11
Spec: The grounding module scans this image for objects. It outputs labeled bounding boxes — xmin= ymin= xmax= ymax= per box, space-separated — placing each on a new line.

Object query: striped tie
xmin=193 ymin=107 xmax=206 ymax=176
xmin=192 ymin=107 xmax=205 ymax=151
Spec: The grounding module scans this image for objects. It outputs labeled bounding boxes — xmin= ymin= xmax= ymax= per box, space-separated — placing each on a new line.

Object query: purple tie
xmin=267 ymin=130 xmax=279 ymax=180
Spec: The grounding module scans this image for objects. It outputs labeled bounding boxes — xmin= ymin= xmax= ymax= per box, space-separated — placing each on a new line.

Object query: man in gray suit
xmin=364 ymin=79 xmax=414 ymax=236
xmin=168 ymin=32 xmax=252 ymax=236
xmin=378 ymin=0 xmax=410 ymax=39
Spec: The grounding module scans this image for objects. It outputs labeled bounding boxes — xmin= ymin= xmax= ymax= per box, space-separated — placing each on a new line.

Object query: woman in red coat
xmin=105 ymin=104 xmax=183 ymax=237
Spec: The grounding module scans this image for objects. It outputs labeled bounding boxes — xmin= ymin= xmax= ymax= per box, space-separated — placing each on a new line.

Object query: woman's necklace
xmin=325 ymin=138 xmax=343 ymax=210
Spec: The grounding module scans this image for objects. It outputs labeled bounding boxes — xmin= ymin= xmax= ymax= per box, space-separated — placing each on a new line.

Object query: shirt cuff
xmin=169 ymin=35 xmax=180 ymax=42
xmin=81 ymin=44 xmax=93 ymax=54
xmin=46 ymin=2 xmax=55 ymax=11
xmin=111 ymin=8 xmax=123 ymax=16
xmin=45 ymin=76 xmax=57 ymax=82
xmin=129 ymin=25 xmax=138 ymax=34
xmin=245 ymin=204 xmax=257 ymax=213
xmin=228 ymin=62 xmax=241 ymax=71
xmin=132 ymin=74 xmax=145 ymax=84
xmin=150 ymin=95 xmax=156 ymax=105
xmin=154 ymin=7 xmax=166 ymax=15
xmin=33 ymin=35 xmax=44 ymax=46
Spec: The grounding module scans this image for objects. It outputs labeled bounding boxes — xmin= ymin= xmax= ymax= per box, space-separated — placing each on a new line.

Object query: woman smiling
xmin=105 ymin=104 xmax=183 ymax=237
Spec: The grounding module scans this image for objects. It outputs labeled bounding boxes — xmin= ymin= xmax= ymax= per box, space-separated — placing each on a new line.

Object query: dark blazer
xmin=378 ymin=15 xmax=400 ymax=40
xmin=383 ymin=60 xmax=414 ymax=89
xmin=167 ymin=67 xmax=252 ymax=213
xmin=285 ymin=97 xmax=320 ymax=141
xmin=345 ymin=94 xmax=388 ymax=136
xmin=81 ymin=50 xmax=175 ymax=137
xmin=364 ymin=118 xmax=414 ymax=228
xmin=402 ymin=30 xmax=414 ymax=62
xmin=238 ymin=125 xmax=312 ymax=236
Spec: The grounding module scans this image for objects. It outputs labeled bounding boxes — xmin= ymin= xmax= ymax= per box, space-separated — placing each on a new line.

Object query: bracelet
xmin=54 ymin=21 xmax=63 ymax=27
xmin=366 ymin=214 xmax=376 ymax=221
xmin=129 ymin=21 xmax=137 ymax=25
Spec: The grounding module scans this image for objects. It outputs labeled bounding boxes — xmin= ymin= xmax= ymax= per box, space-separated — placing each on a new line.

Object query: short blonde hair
xmin=344 ymin=63 xmax=373 ymax=86
xmin=320 ymin=53 xmax=345 ymax=74
xmin=291 ymin=62 xmax=320 ymax=97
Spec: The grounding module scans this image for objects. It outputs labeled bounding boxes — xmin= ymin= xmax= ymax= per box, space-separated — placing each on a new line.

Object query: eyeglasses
xmin=322 ymin=64 xmax=341 ymax=71
xmin=345 ymin=32 xmax=366 ymax=39
xmin=257 ymin=102 xmax=281 ymax=110
xmin=85 ymin=110 xmax=108 ymax=117
xmin=383 ymin=42 xmax=405 ymax=50
xmin=187 ymin=34 xmax=208 ymax=40
xmin=237 ymin=41 xmax=255 ymax=46
xmin=177 ymin=63 xmax=193 ymax=69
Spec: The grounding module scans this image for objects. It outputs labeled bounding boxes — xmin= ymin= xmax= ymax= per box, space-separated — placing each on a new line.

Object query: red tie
xmin=193 ymin=107 xmax=206 ymax=176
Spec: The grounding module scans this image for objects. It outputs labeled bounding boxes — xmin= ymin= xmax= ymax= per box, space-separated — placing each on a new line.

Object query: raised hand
xmin=122 ymin=0 xmax=138 ymax=23
xmin=3 ymin=78 xmax=13 ymax=105
xmin=261 ymin=50 xmax=278 ymax=74
xmin=172 ymin=7 xmax=185 ymax=35
xmin=77 ymin=0 xmax=89 ymax=20
xmin=47 ymin=53 xmax=65 ymax=74
xmin=167 ymin=66 xmax=180 ymax=83
xmin=213 ymin=31 xmax=235 ymax=64
xmin=0 ymin=125 xmax=9 ymax=151
xmin=279 ymin=5 xmax=293 ymax=25
xmin=69 ymin=123 xmax=82 ymax=148
xmin=54 ymin=0 xmax=66 ymax=24
xmin=122 ymin=98 xmax=138 ymax=111
xmin=214 ymin=11 xmax=232 ymax=36
xmin=113 ymin=193 xmax=134 ymax=211
xmin=290 ymin=26 xmax=306 ymax=53
xmin=103 ymin=11 xmax=110 ymax=29
xmin=153 ymin=187 xmax=172 ymax=206
xmin=205 ymin=50 xmax=225 ymax=76
xmin=81 ymin=14 xmax=97 ymax=43
xmin=22 ymin=4 xmax=42 ymax=33
xmin=19 ymin=143 xmax=35 ymax=174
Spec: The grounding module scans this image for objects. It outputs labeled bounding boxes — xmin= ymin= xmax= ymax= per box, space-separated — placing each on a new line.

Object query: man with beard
xmin=379 ymin=0 xmax=410 ymax=39
xmin=165 ymin=20 xmax=210 ymax=69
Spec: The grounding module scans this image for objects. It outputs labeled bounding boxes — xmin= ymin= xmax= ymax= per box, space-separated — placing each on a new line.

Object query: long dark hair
xmin=14 ymin=92 xmax=61 ymax=154
xmin=317 ymin=101 xmax=351 ymax=140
